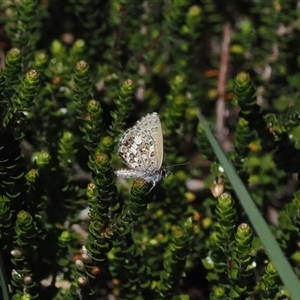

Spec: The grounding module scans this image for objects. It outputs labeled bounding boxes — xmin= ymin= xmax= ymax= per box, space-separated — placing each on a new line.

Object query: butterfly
xmin=115 ymin=112 xmax=170 ymax=191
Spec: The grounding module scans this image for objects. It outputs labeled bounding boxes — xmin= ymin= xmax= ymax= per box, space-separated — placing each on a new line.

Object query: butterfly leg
xmin=146 ymin=180 xmax=156 ymax=194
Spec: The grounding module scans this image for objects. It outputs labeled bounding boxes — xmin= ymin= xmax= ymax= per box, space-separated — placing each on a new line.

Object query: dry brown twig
xmin=215 ymin=22 xmax=232 ymax=152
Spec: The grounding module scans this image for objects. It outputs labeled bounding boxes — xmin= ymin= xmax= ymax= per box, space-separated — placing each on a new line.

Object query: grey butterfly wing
xmin=134 ymin=112 xmax=164 ymax=169
xmin=118 ymin=125 xmax=158 ymax=172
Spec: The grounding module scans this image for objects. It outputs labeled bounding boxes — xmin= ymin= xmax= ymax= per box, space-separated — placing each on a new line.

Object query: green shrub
xmin=0 ymin=1 xmax=300 ymax=299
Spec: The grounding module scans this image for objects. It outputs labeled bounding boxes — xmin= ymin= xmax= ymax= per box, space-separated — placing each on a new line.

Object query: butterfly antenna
xmin=166 ymin=161 xmax=190 ymax=168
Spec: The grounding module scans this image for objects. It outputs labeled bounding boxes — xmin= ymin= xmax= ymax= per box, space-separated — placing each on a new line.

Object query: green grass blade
xmin=197 ymin=111 xmax=300 ymax=299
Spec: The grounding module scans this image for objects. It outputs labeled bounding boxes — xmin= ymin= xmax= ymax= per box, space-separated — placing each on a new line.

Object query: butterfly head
xmin=161 ymin=168 xmax=171 ymax=178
